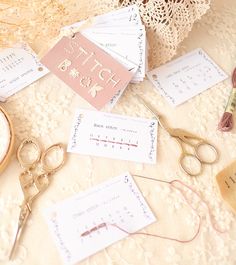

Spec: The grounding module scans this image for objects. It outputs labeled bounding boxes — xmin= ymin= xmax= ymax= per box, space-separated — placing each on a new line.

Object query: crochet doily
xmin=0 ymin=0 xmax=210 ymax=68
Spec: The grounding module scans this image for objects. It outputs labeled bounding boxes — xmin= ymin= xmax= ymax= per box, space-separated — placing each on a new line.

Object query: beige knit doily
xmin=0 ymin=0 xmax=210 ymax=68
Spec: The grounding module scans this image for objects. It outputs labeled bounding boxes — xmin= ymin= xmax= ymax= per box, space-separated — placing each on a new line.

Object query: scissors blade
xmin=169 ymin=128 xmax=203 ymax=143
xmin=9 ymin=203 xmax=31 ymax=260
xmin=135 ymin=95 xmax=168 ymax=130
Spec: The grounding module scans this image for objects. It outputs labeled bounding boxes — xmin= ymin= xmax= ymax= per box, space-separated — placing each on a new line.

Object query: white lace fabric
xmin=1 ymin=0 xmax=236 ymax=264
xmin=119 ymin=0 xmax=211 ymax=68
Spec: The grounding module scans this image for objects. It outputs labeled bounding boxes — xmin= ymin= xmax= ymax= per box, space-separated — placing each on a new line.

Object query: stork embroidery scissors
xmin=9 ymin=138 xmax=66 ymax=259
xmin=136 ymin=95 xmax=219 ymax=176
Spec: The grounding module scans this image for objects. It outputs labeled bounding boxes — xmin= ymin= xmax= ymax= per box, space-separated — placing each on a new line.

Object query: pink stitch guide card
xmin=41 ymin=33 xmax=133 ymax=109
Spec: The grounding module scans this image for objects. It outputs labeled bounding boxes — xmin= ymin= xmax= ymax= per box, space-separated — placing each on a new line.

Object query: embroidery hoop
xmin=0 ymin=106 xmax=14 ymax=174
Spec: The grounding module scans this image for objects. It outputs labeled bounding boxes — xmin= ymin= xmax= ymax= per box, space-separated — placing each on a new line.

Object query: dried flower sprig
xmin=0 ymin=0 xmax=85 ymax=51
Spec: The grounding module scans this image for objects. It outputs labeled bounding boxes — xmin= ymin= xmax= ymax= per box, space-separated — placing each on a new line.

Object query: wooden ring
xmin=0 ymin=106 xmax=14 ymax=174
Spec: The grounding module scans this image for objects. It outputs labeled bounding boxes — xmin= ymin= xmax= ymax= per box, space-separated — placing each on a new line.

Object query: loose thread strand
xmin=170 ymin=179 xmax=225 ymax=234
xmin=80 ymin=174 xmax=226 ymax=242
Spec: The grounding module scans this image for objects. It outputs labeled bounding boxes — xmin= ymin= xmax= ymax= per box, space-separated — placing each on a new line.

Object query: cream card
xmin=92 ymin=4 xmax=142 ymax=26
xmin=45 ymin=172 xmax=156 ymax=265
xmin=82 ymin=26 xmax=146 ymax=82
xmin=67 ymin=109 xmax=158 ymax=164
xmin=61 ymin=4 xmax=142 ymax=33
xmin=0 ymin=43 xmax=49 ymax=100
xmin=147 ymin=48 xmax=228 ymax=106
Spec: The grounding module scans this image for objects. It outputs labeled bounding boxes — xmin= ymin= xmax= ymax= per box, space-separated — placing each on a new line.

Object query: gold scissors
xmin=9 ymin=138 xmax=66 ymax=259
xmin=136 ymin=96 xmax=219 ymax=176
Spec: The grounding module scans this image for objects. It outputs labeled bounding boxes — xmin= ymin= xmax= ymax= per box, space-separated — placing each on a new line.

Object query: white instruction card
xmin=147 ymin=48 xmax=228 ymax=106
xmin=45 ymin=172 xmax=156 ymax=265
xmin=67 ymin=109 xmax=158 ymax=164
xmin=0 ymin=43 xmax=49 ymax=101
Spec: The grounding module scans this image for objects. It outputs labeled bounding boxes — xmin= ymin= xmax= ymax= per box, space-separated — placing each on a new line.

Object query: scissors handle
xmin=194 ymin=141 xmax=219 ymax=164
xmin=11 ymin=140 xmax=66 ymax=259
xmin=17 ymin=138 xmax=41 ymax=170
xmin=179 ymin=153 xmax=203 ymax=177
xmin=41 ymin=143 xmax=65 ymax=174
xmin=18 ymin=142 xmax=65 ymax=203
xmin=179 ymin=141 xmax=219 ymax=176
xmin=17 ymin=138 xmax=65 ymax=174
xmin=19 ymin=171 xmax=51 ymax=208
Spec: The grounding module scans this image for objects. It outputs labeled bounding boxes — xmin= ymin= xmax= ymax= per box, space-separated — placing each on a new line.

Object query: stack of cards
xmin=41 ymin=5 xmax=147 ymax=110
xmin=62 ymin=4 xmax=147 ymax=83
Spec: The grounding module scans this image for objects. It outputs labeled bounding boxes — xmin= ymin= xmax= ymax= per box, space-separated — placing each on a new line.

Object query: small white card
xmin=45 ymin=172 xmax=156 ymax=265
xmin=147 ymin=48 xmax=228 ymax=106
xmin=67 ymin=109 xmax=158 ymax=164
xmin=0 ymin=43 xmax=49 ymax=101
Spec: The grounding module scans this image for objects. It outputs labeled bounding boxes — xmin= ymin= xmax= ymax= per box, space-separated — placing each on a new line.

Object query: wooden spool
xmin=0 ymin=106 xmax=14 ymax=174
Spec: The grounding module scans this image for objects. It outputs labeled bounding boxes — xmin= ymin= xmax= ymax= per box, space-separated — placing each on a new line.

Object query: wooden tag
xmin=216 ymin=161 xmax=236 ymax=214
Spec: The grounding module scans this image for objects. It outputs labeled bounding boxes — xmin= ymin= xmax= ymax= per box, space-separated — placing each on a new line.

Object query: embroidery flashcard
xmin=41 ymin=33 xmax=134 ymax=110
xmin=61 ymin=4 xmax=147 ymax=83
xmin=67 ymin=109 xmax=158 ymax=164
xmin=45 ymin=172 xmax=156 ymax=265
xmin=0 ymin=43 xmax=49 ymax=101
xmin=147 ymin=48 xmax=228 ymax=106
xmin=82 ymin=26 xmax=146 ymax=82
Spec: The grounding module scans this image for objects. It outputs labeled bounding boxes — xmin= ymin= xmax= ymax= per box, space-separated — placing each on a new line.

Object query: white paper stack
xmin=62 ymin=5 xmax=147 ymax=83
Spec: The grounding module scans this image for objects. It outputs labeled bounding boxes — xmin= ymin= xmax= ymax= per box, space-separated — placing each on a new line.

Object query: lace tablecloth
xmin=0 ymin=0 xmax=236 ymax=264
